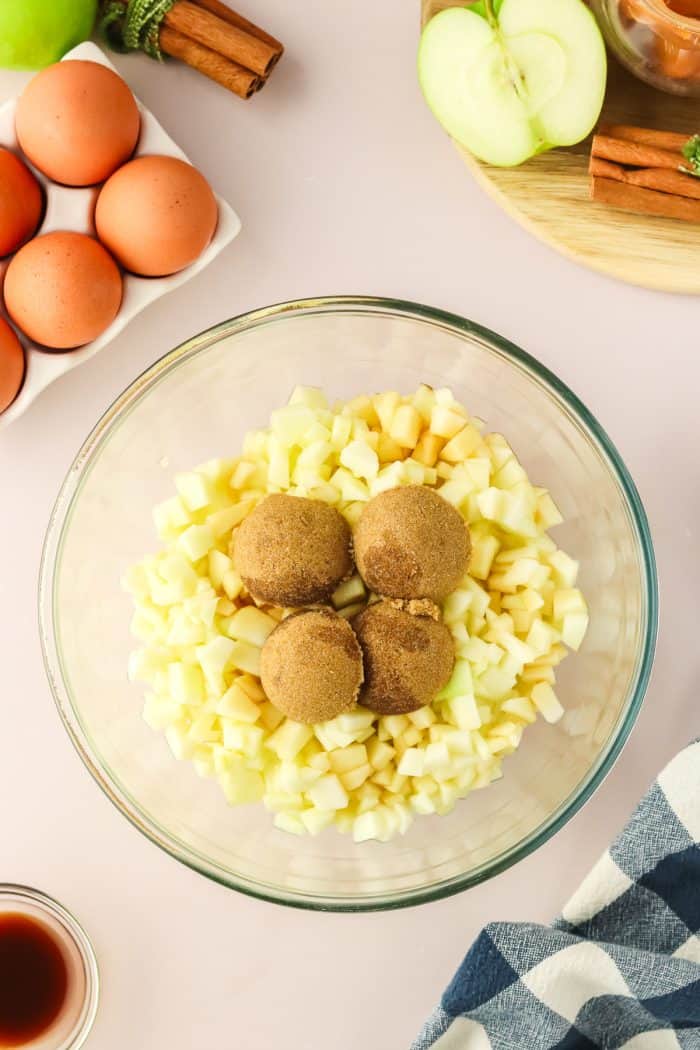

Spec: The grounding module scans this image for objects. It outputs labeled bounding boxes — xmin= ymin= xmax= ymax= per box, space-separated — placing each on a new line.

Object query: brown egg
xmin=4 ymin=232 xmax=123 ymax=350
xmin=95 ymin=155 xmax=218 ymax=277
xmin=15 ymin=60 xmax=140 ymax=187
xmin=0 ymin=319 xmax=25 ymax=413
xmin=0 ymin=149 xmax=42 ymax=257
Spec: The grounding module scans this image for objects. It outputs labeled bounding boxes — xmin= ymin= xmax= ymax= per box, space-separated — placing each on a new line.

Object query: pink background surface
xmin=0 ymin=6 xmax=695 ymax=1047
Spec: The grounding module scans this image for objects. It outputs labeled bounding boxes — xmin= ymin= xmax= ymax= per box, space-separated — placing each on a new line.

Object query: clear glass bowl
xmin=592 ymin=0 xmax=700 ymax=95
xmin=39 ymin=297 xmax=658 ymax=911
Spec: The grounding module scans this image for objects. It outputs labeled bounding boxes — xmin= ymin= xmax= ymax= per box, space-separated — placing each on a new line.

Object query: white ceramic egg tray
xmin=0 ymin=41 xmax=241 ymax=430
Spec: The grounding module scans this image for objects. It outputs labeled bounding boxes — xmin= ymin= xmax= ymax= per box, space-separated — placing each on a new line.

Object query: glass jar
xmin=592 ymin=0 xmax=700 ymax=94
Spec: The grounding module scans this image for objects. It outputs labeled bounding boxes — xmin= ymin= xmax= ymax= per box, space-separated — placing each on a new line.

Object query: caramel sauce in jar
xmin=592 ymin=0 xmax=700 ymax=93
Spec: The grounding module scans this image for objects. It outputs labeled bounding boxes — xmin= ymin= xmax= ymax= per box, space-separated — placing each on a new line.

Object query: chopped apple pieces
xmin=124 ymin=384 xmax=587 ymax=841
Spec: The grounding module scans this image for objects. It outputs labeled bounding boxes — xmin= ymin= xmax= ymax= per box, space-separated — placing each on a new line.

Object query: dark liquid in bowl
xmin=0 ymin=914 xmax=67 ymax=1046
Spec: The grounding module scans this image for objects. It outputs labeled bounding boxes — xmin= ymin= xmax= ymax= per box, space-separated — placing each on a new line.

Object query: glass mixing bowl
xmin=39 ymin=298 xmax=657 ymax=911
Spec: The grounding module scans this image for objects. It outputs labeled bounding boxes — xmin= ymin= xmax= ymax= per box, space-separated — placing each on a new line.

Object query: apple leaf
xmin=469 ymin=0 xmax=506 ymax=19
xmin=681 ymin=134 xmax=700 ymax=178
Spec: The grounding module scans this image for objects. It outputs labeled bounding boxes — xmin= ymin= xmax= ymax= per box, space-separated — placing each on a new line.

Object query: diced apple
xmin=287 ymin=385 xmax=328 ymax=410
xmin=376 ymin=433 xmax=405 ymax=464
xmin=437 ymin=659 xmax=474 ymax=701
xmin=340 ymin=439 xmax=379 ymax=480
xmin=307 ymin=773 xmax=348 ymax=811
xmin=410 ymin=792 xmax=437 ymax=816
xmin=267 ymin=436 xmax=290 ymax=488
xmin=270 ymin=405 xmax=317 ymax=447
xmin=259 ymin=701 xmax=285 ymax=732
xmin=369 ymin=462 xmax=405 ymax=496
xmin=222 ymin=722 xmax=264 ymax=757
xmin=561 ymin=611 xmax=589 ymax=651
xmin=411 ymin=431 xmax=443 ymax=468
xmin=177 ymin=524 xmax=215 ymax=563
xmin=216 ymin=682 xmax=260 ymax=722
xmin=207 ymin=501 xmax=256 ymax=538
xmin=397 ymin=748 xmax=425 ymax=776
xmin=198 ymin=635 xmax=235 ymax=677
xmin=300 ymin=808 xmax=335 ymax=835
xmin=340 ymin=763 xmax=372 ymax=790
xmin=537 ymin=491 xmax=564 ymax=529
xmin=531 ymin=683 xmax=565 ymax=724
xmin=373 ymin=391 xmax=401 ymax=432
xmin=328 ymin=744 xmax=368 ymax=774
xmin=208 ymin=550 xmax=232 ymax=590
xmin=332 ymin=575 xmax=366 ymax=610
xmin=437 ymin=477 xmax=473 ymax=507
xmin=445 ymin=693 xmax=482 ymax=730
xmin=175 ymin=472 xmax=214 ymax=512
xmin=222 ymin=569 xmax=243 ymax=601
xmin=430 ymin=405 xmax=466 ymax=440
xmin=469 ymin=533 xmax=499 ymax=580
xmin=295 ymin=439 xmax=333 ymax=472
xmin=548 ymin=550 xmax=579 ymax=587
xmin=330 ymin=414 xmax=353 ymax=450
xmin=493 ymin=457 xmax=528 ymax=489
xmin=230 ymin=461 xmax=257 ymax=491
xmin=153 ymin=496 xmax=191 ymax=539
xmin=388 ymin=404 xmax=422 ymax=449
xmin=552 ymin=588 xmax=586 ymax=621
xmin=226 ymin=640 xmax=260 ymax=675
xmin=156 ymin=553 xmax=200 ymax=595
xmin=501 ymin=697 xmax=537 ymax=723
xmin=267 ymin=721 xmax=314 ymax=760
xmin=412 ymin=384 xmax=437 ymax=421
xmin=189 ymin=712 xmax=220 ymax=744
xmin=440 ymin=423 xmax=482 ymax=463
xmin=228 ymin=606 xmax=277 ymax=647
xmin=168 ymin=662 xmax=206 ymax=705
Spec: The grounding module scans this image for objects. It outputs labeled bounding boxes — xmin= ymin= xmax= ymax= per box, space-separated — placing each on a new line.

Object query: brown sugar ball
xmin=233 ymin=494 xmax=353 ymax=606
xmin=260 ymin=609 xmax=364 ymax=724
xmin=352 ymin=600 xmax=455 ymax=715
xmin=354 ymin=485 xmax=470 ymax=603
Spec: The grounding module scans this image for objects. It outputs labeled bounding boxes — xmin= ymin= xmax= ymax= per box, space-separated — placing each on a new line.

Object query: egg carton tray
xmin=0 ymin=41 xmax=241 ymax=431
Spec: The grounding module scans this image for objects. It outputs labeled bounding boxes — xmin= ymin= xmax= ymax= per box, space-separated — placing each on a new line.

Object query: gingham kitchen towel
xmin=413 ymin=740 xmax=700 ymax=1050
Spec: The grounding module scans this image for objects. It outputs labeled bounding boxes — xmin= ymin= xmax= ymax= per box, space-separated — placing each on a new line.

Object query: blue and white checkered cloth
xmin=413 ymin=741 xmax=700 ymax=1050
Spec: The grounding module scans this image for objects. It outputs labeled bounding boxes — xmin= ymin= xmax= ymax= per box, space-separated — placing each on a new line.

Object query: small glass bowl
xmin=0 ymin=885 xmax=99 ymax=1049
xmin=592 ymin=0 xmax=700 ymax=94
xmin=39 ymin=297 xmax=658 ymax=911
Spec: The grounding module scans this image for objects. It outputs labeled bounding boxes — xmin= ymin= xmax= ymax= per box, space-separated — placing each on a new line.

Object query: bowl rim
xmin=38 ymin=295 xmax=659 ymax=912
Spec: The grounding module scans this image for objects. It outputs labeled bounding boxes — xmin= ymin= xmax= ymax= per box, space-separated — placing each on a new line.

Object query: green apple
xmin=0 ymin=0 xmax=97 ymax=70
xmin=418 ymin=0 xmax=607 ymax=167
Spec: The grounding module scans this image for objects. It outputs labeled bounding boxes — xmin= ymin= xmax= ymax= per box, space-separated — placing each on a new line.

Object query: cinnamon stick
xmin=193 ymin=0 xmax=283 ymax=58
xmin=164 ymin=1 xmax=279 ymax=77
xmin=598 ymin=124 xmax=691 ymax=153
xmin=590 ymin=155 xmax=700 ymax=200
xmin=592 ymin=134 xmax=684 ymax=171
xmin=591 ymin=176 xmax=700 ymax=222
xmin=159 ymin=25 xmax=259 ymax=98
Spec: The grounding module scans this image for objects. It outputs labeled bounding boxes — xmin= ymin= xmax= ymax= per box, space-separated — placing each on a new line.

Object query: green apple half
xmin=418 ymin=0 xmax=607 ymax=167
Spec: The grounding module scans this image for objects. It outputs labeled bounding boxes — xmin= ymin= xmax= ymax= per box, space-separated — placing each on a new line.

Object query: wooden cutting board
xmin=421 ymin=0 xmax=700 ymax=293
